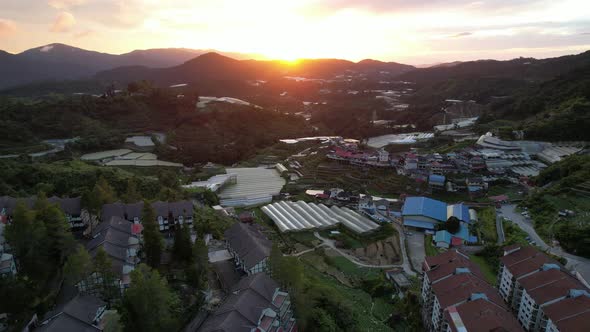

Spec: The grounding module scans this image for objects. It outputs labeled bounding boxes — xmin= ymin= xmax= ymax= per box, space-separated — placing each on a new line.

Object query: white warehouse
xmin=262 ymin=201 xmax=380 ymax=234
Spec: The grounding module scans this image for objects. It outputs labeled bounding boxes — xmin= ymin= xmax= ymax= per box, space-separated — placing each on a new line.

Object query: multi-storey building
xmin=421 ymin=250 xmax=522 ymax=332
xmin=497 ymin=245 xmax=590 ymax=331
xmin=101 ymin=200 xmax=194 ymax=232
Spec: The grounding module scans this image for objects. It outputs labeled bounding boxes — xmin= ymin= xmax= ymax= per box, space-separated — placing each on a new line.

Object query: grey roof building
xmin=100 ymin=200 xmax=194 ymax=231
xmin=37 ymin=294 xmax=107 ymax=332
xmin=224 ymin=223 xmax=271 ymax=275
xmin=198 ymin=273 xmax=296 ymax=332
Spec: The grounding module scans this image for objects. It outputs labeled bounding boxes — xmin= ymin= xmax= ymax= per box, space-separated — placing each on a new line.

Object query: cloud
xmin=74 ymin=29 xmax=93 ymax=38
xmin=0 ymin=19 xmax=17 ymax=37
xmin=451 ymin=32 xmax=472 ymax=38
xmin=48 ymin=0 xmax=86 ymax=9
xmin=50 ymin=11 xmax=76 ymax=32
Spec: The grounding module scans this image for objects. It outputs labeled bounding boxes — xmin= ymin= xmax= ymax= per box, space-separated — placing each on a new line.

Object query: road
xmin=313 ymin=232 xmax=417 ymax=276
xmin=500 ymin=204 xmax=590 ymax=284
xmin=496 ymin=212 xmax=506 ymax=244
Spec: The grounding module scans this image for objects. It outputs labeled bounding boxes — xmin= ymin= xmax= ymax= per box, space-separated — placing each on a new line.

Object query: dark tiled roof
xmin=444 ymin=298 xmax=523 ymax=332
xmin=543 ymin=295 xmax=590 ymax=332
xmin=48 ymin=196 xmax=82 ymax=215
xmin=86 ymin=217 xmax=135 ymax=275
xmin=199 ymin=274 xmax=280 ymax=332
xmin=37 ymin=294 xmax=105 ymax=332
xmin=224 ymin=223 xmax=271 ymax=270
xmin=508 ymin=253 xmax=557 ymax=279
xmin=431 ymin=273 xmax=505 ymax=309
xmin=100 ymin=203 xmax=126 ymax=222
xmin=151 ymin=201 xmax=170 ymax=217
xmin=520 ymin=269 xmax=584 ymax=305
xmin=213 ymin=261 xmax=243 ymax=292
xmin=124 ymin=202 xmax=144 ymax=220
xmin=169 ymin=201 xmax=193 ymax=217
xmin=424 ymin=249 xmax=470 ymax=270
xmin=1 ymin=196 xmax=80 ymax=215
xmin=499 ymin=246 xmax=541 ymax=267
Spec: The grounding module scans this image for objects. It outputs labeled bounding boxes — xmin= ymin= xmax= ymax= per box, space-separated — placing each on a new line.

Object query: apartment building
xmin=421 ymin=250 xmax=521 ymax=331
xmin=497 ymin=245 xmax=590 ymax=331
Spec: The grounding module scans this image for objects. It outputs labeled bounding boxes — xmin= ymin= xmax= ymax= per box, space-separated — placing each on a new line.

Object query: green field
xmin=470 ymin=254 xmax=497 ymax=285
xmin=425 ymin=235 xmax=440 ymax=256
xmin=478 ymin=207 xmax=498 ymax=244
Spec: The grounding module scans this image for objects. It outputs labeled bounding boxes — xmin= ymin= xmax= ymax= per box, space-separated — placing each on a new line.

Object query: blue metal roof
xmin=429 ymin=174 xmax=445 ymax=184
xmin=435 ymin=230 xmax=452 ymax=243
xmin=454 ymin=222 xmax=473 ymax=242
xmin=448 ymin=203 xmax=471 ymax=223
xmin=402 ymin=197 xmax=447 ymax=222
xmin=403 ymin=219 xmax=436 ymax=230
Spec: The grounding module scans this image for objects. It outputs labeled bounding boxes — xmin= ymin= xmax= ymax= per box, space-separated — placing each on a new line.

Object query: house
xmin=497 ymin=245 xmax=590 ymax=332
xmin=402 ymin=197 xmax=447 ymax=230
xmin=428 ymin=174 xmax=446 ymax=190
xmin=224 ymin=223 xmax=271 ymax=275
xmin=421 ymin=250 xmax=522 ymax=332
xmin=36 ymin=294 xmax=108 ymax=331
xmin=101 ymin=201 xmax=194 ymax=231
xmin=0 ymin=196 xmax=83 ymax=229
xmin=434 ymin=231 xmax=452 ymax=249
xmin=198 ymin=273 xmax=296 ymax=332
xmin=79 ymin=217 xmax=140 ymax=296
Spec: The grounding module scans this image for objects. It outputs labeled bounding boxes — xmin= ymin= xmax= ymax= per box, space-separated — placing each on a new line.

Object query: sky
xmin=0 ymin=0 xmax=589 ymax=64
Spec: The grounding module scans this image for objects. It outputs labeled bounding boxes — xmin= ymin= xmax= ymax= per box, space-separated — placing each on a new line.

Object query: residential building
xmin=79 ymin=217 xmax=140 ymax=296
xmin=101 ymin=200 xmax=193 ymax=231
xmin=224 ymin=222 xmax=271 ymax=275
xmin=36 ymin=294 xmax=107 ymax=331
xmin=497 ymin=245 xmax=590 ymax=331
xmin=198 ymin=273 xmax=296 ymax=332
xmin=429 ymin=174 xmax=446 ymax=190
xmin=422 ymin=250 xmax=522 ymax=332
xmin=442 ymin=297 xmax=523 ymax=332
xmin=0 ymin=196 xmax=83 ymax=229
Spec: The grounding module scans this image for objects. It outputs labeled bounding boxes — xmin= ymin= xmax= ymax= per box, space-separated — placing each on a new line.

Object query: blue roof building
xmin=434 ymin=230 xmax=452 ymax=248
xmin=447 ymin=203 xmax=470 ymax=223
xmin=402 ymin=197 xmax=448 ymax=230
xmin=429 ymin=174 xmax=445 ymax=187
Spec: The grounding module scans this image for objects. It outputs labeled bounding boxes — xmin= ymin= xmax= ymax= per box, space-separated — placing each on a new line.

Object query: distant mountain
xmin=0 ymin=43 xmax=256 ymax=89
xmin=398 ymin=51 xmax=590 ymax=84
xmin=96 ymin=53 xmax=415 ymax=86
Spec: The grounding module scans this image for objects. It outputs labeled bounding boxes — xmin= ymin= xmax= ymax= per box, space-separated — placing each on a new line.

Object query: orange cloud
xmin=0 ymin=19 xmax=17 ymax=37
xmin=50 ymin=12 xmax=76 ymax=33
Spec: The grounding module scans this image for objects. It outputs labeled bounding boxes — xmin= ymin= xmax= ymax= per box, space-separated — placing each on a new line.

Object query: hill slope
xmin=0 ymin=44 xmax=252 ymax=89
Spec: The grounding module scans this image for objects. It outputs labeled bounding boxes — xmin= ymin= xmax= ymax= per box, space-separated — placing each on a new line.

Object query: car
xmin=525 ymin=236 xmax=531 ymax=241
xmin=530 ymin=241 xmax=537 ymax=246
xmin=405 ymin=232 xmax=413 ymax=236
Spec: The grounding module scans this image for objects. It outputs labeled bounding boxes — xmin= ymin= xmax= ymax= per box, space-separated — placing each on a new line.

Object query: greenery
xmin=120 ymin=264 xmax=180 ymax=332
xmin=141 ymin=201 xmax=164 ymax=268
xmin=478 ymin=207 xmax=498 ymax=244
xmin=469 ymin=254 xmax=497 ymax=285
xmin=192 ymin=206 xmax=235 ymax=239
xmin=424 ymin=235 xmax=439 ymax=256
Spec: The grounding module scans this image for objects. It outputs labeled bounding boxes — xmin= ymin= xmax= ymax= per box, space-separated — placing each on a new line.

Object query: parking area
xmin=406 ymin=231 xmax=425 ymax=271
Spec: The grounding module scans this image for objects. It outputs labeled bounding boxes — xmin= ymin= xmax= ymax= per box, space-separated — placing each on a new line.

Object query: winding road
xmin=312 ymin=230 xmax=417 ymax=276
xmin=500 ymin=204 xmax=590 ymax=284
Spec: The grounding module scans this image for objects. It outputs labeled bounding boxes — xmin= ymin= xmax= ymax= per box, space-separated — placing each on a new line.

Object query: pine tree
xmin=39 ymin=202 xmax=76 ymax=264
xmin=121 ymin=264 xmax=180 ymax=332
xmin=122 ymin=178 xmax=141 ymax=203
xmin=64 ymin=245 xmax=93 ymax=285
xmin=141 ymin=201 xmax=163 ymax=268
xmin=94 ymin=247 xmax=119 ymax=301
xmin=173 ymin=223 xmax=192 ymax=263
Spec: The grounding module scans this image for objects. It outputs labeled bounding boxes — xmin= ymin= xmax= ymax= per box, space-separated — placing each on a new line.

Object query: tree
xmin=309 ymin=308 xmax=338 ymax=332
xmin=173 ymin=223 xmax=192 ymax=263
xmin=202 ymin=189 xmax=219 ymax=206
xmin=94 ymin=175 xmax=117 ymax=207
xmin=94 ymin=247 xmax=120 ymax=302
xmin=445 ymin=216 xmax=461 ymax=234
xmin=64 ymin=245 xmax=93 ymax=285
xmin=187 ymin=237 xmax=209 ymax=289
xmin=142 ymin=201 xmax=163 ymax=268
xmin=121 ymin=264 xmax=180 ymax=332
xmin=38 ymin=201 xmax=76 ymax=264
xmin=122 ymin=178 xmax=141 ymax=203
